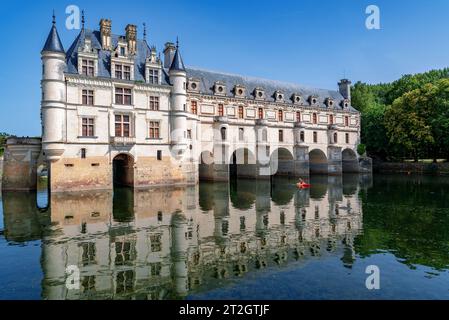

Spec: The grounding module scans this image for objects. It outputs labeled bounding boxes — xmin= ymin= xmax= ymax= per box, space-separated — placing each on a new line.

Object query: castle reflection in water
xmin=1 ymin=175 xmax=372 ymax=300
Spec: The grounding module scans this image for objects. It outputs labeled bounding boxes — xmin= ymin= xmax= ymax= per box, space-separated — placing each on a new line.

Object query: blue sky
xmin=1 ymin=0 xmax=449 ymax=136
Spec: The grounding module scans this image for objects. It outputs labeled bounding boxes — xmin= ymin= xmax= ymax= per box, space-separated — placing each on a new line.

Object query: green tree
xmin=384 ymin=84 xmax=440 ymax=162
xmin=0 ymin=132 xmax=9 ymax=156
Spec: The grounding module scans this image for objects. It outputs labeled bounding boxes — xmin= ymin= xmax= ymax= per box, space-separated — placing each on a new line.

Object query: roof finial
xmin=52 ymin=10 xmax=56 ymax=25
xmin=176 ymin=36 xmax=179 ymax=49
xmin=143 ymin=23 xmax=147 ymax=41
xmin=81 ymin=10 xmax=85 ymax=30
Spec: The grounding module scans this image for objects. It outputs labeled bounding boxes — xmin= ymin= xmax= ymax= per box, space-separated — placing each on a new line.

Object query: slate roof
xmin=186 ymin=68 xmax=356 ymax=111
xmin=42 ymin=24 xmax=65 ymax=53
xmin=64 ymin=29 xmax=355 ymax=111
xmin=65 ymin=29 xmax=170 ymax=85
xmin=169 ymin=48 xmax=186 ymax=72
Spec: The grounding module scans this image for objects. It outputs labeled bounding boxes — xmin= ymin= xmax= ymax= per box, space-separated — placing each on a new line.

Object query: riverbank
xmin=373 ymin=161 xmax=449 ymax=175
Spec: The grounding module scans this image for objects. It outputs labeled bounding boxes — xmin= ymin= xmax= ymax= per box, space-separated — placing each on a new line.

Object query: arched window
xmin=238 ymin=106 xmax=244 ymax=119
xmin=258 ymin=108 xmax=264 ymax=119
xmin=333 ymin=132 xmax=338 ymax=143
xmin=220 ymin=127 xmax=227 ymax=140
xmin=313 ymin=113 xmax=317 ymax=124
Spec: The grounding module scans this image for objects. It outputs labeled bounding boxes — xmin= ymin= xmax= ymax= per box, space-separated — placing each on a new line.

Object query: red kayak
xmin=297 ymin=182 xmax=311 ymax=189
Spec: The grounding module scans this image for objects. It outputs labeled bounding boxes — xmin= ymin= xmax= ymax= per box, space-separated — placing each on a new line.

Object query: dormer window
xmin=292 ymin=94 xmax=302 ymax=104
xmin=120 ymin=46 xmax=126 ymax=57
xmin=78 ymin=37 xmax=98 ymax=77
xmin=234 ymin=85 xmax=246 ymax=98
xmin=309 ymin=95 xmax=318 ymax=106
xmin=342 ymin=99 xmax=350 ymax=109
xmin=81 ymin=59 xmax=95 ymax=77
xmin=115 ymin=64 xmax=131 ymax=80
xmin=254 ymin=87 xmax=265 ymax=100
xmin=188 ymin=78 xmax=200 ymax=92
xmin=148 ymin=69 xmax=159 ymax=84
xmin=214 ymin=82 xmax=226 ymax=96
xmin=325 ymin=98 xmax=334 ymax=108
xmin=274 ymin=91 xmax=284 ymax=102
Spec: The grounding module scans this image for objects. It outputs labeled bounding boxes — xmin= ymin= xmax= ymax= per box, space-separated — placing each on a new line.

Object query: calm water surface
xmin=1 ymin=174 xmax=449 ymax=300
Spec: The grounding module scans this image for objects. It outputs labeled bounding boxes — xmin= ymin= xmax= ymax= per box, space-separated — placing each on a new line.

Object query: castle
xmin=2 ymin=15 xmax=370 ymax=193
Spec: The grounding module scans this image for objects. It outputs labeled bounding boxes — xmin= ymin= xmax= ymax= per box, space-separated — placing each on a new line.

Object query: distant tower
xmin=41 ymin=13 xmax=66 ymax=162
xmin=169 ymin=39 xmax=188 ymax=158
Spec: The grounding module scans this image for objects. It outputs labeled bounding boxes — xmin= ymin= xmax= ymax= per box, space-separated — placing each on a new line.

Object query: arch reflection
xmin=1 ymin=176 xmax=363 ymax=299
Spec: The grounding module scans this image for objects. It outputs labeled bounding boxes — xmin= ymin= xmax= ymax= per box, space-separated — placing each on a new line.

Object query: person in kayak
xmin=297 ymin=178 xmax=310 ymax=188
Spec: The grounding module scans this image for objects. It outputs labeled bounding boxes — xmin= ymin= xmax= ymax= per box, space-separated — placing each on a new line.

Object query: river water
xmin=1 ymin=174 xmax=449 ymax=300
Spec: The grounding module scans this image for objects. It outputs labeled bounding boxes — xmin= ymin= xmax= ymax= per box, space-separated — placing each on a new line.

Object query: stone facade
xmin=23 ymin=16 xmax=368 ymax=193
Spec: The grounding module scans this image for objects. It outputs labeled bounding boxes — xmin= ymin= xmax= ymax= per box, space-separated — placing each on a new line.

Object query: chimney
xmin=163 ymin=42 xmax=176 ymax=68
xmin=338 ymin=79 xmax=352 ymax=100
xmin=125 ymin=24 xmax=137 ymax=54
xmin=100 ymin=19 xmax=112 ymax=50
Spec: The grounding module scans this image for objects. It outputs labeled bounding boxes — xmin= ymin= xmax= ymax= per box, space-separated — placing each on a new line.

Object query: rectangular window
xmin=149 ymin=121 xmax=160 ymax=139
xmin=82 ymin=90 xmax=94 ymax=105
xmin=345 ymin=116 xmax=349 ymax=126
xmin=239 ymin=127 xmax=244 ymax=141
xmin=345 ymin=133 xmax=349 ymax=144
xmin=300 ymin=131 xmax=305 ymax=142
xmin=218 ymin=104 xmax=224 ymax=116
xmin=187 ymin=129 xmax=192 ymax=139
xmin=120 ymin=47 xmax=125 ymax=56
xmin=279 ymin=130 xmax=284 ymax=142
xmin=329 ymin=114 xmax=334 ymax=125
xmin=278 ymin=110 xmax=283 ymax=122
xmin=115 ymin=87 xmax=132 ymax=105
xmin=81 ymin=148 xmax=86 ymax=159
xmin=81 ymin=59 xmax=94 ymax=76
xmin=115 ymin=114 xmax=131 ymax=137
xmin=313 ymin=131 xmax=318 ymax=143
xmin=191 ymin=101 xmax=198 ymax=114
xmin=148 ymin=69 xmax=159 ymax=84
xmin=313 ymin=113 xmax=317 ymax=124
xmin=258 ymin=108 xmax=264 ymax=119
xmin=82 ymin=118 xmax=94 ymax=137
xmin=157 ymin=150 xmax=162 ymax=161
xmin=124 ymin=65 xmax=131 ymax=80
xmin=115 ymin=64 xmax=122 ymax=79
xmin=238 ymin=106 xmax=244 ymax=119
xmin=149 ymin=96 xmax=159 ymax=110
xmin=296 ymin=111 xmax=301 ymax=122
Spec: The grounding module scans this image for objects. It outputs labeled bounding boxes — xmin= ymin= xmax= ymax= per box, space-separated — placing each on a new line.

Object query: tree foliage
xmin=352 ymin=69 xmax=449 ymax=161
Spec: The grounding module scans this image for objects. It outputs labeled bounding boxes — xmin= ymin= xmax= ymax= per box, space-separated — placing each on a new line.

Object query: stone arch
xmin=342 ymin=148 xmax=359 ymax=173
xmin=270 ymin=147 xmax=294 ymax=176
xmin=229 ymin=148 xmax=257 ymax=178
xmin=309 ymin=149 xmax=328 ymax=174
xmin=113 ymin=153 xmax=134 ymax=187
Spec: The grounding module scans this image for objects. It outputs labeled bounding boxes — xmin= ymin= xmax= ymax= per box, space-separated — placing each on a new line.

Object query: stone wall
xmin=373 ymin=161 xmax=449 ymax=175
xmin=1 ymin=138 xmax=42 ymax=191
xmin=50 ymin=157 xmax=112 ymax=192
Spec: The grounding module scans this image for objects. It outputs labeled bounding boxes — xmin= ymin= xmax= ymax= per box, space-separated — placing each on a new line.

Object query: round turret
xmin=41 ymin=15 xmax=66 ymax=162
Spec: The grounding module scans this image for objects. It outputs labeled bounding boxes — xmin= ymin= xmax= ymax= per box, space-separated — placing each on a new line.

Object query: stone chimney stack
xmin=100 ymin=19 xmax=112 ymax=50
xmin=338 ymin=79 xmax=352 ymax=100
xmin=163 ymin=42 xmax=176 ymax=68
xmin=125 ymin=24 xmax=137 ymax=54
